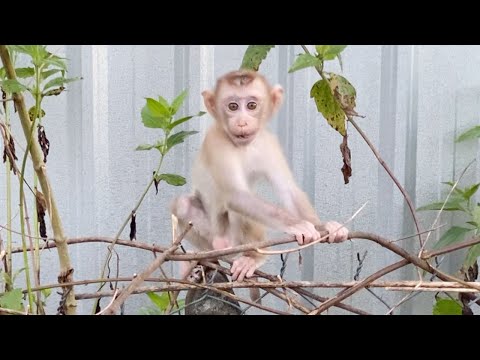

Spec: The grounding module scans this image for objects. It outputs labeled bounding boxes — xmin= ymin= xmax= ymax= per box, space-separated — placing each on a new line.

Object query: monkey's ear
xmin=271 ymin=85 xmax=284 ymax=114
xmin=201 ymin=90 xmax=216 ymax=116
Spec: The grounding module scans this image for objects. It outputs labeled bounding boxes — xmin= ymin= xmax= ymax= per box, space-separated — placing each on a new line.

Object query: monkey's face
xmin=217 ymin=81 xmax=269 ymax=147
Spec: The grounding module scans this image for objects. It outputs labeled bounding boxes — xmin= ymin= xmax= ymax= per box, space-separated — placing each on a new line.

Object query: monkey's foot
xmin=231 ymin=256 xmax=257 ymax=282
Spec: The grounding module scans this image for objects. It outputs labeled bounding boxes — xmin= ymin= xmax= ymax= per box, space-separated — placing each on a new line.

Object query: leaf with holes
xmin=464 ymin=244 xmax=480 ymax=268
xmin=0 ymin=288 xmax=24 ymax=311
xmin=433 ymin=226 xmax=470 ymax=250
xmin=456 ymin=126 xmax=480 ymax=143
xmin=1 ymin=79 xmax=28 ymax=93
xmin=241 ymin=45 xmax=275 ymax=71
xmin=147 ymin=292 xmax=170 ymax=311
xmin=316 ymin=45 xmax=347 ymax=60
xmin=28 ymin=106 xmax=46 ymax=121
xmin=433 ymin=298 xmax=462 ymax=315
xmin=288 ymin=54 xmax=322 ymax=73
xmin=329 ymin=74 xmax=357 ymax=116
xmin=155 ymin=173 xmax=186 ymax=186
xmin=310 ymin=79 xmax=346 ymax=136
xmin=166 ymin=131 xmax=198 ymax=151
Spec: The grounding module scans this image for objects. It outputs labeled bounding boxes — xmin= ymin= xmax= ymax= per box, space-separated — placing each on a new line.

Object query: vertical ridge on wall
xmin=377 ymin=45 xmax=398 ymax=241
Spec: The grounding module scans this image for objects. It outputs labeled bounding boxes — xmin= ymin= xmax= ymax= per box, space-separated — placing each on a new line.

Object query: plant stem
xmin=92 ymin=147 xmax=167 ymax=313
xmin=300 ymin=45 xmax=424 ymax=248
xmin=0 ymin=45 xmax=77 ymax=314
xmin=4 ymin=94 xmax=13 ymax=292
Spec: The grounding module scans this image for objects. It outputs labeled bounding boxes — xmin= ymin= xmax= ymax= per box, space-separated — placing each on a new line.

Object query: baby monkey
xmin=171 ymin=69 xmax=348 ymax=284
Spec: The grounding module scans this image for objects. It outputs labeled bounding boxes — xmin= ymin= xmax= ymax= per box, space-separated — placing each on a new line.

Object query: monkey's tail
xmin=249 ymin=287 xmax=261 ymax=305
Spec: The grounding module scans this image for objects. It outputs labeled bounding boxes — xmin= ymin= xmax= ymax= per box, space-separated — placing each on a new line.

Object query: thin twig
xmin=419 ymin=159 xmax=475 ymax=255
xmin=257 ymin=201 xmax=367 ymax=255
xmin=101 ymin=223 xmax=192 ymax=315
xmin=309 ymin=259 xmax=410 ymax=315
xmin=422 ymin=236 xmax=480 ymax=259
xmin=95 ymin=289 xmax=119 ymax=315
xmin=0 ymin=307 xmax=27 ymax=315
xmin=300 ymin=45 xmax=423 ymax=247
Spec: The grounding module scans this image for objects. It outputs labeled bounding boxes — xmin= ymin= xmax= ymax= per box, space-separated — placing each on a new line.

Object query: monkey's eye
xmin=228 ymin=102 xmax=239 ymax=111
xmin=247 ymin=102 xmax=257 ymax=110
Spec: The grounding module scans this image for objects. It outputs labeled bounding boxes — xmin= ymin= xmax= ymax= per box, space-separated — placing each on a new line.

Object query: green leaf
xmin=417 ymin=200 xmax=465 ymax=212
xmin=135 ymin=144 xmax=155 ymax=151
xmin=168 ymin=111 xmax=206 ymax=130
xmin=8 ymin=45 xmax=32 ymax=55
xmin=1 ymin=79 xmax=27 ymax=93
xmin=464 ymin=244 xmax=480 ymax=268
xmin=15 ymin=67 xmax=34 ymax=78
xmin=316 ymin=45 xmax=347 ymax=60
xmin=146 ymin=98 xmax=170 ymax=118
xmin=432 ymin=298 xmax=462 ymax=315
xmin=441 ymin=181 xmax=464 ymax=196
xmin=155 ymin=173 xmax=186 ymax=186
xmin=337 ymin=53 xmax=344 ymax=71
xmin=288 ymin=54 xmax=322 ymax=73
xmin=158 ymin=95 xmax=170 ymax=110
xmin=147 ymin=292 xmax=169 ymax=311
xmin=171 ymin=89 xmax=188 ymax=115
xmin=329 ymin=74 xmax=357 ymax=114
xmin=310 ymin=79 xmax=346 ymax=136
xmin=141 ymin=104 xmax=169 ymax=129
xmin=28 ymin=106 xmax=46 ymax=120
xmin=166 ymin=130 xmax=198 ymax=151
xmin=41 ymin=288 xmax=52 ymax=299
xmin=473 ymin=205 xmax=480 ymax=227
xmin=466 ymin=221 xmax=479 ymax=228
xmin=456 ymin=126 xmax=480 ymax=143
xmin=44 ymin=55 xmax=67 ymax=71
xmin=43 ymin=76 xmax=81 ymax=91
xmin=0 ymin=288 xmax=24 ymax=311
xmin=0 ymin=67 xmax=5 ymax=79
xmin=241 ymin=45 xmax=275 ymax=71
xmin=462 ymin=183 xmax=480 ymax=201
xmin=433 ymin=226 xmax=470 ymax=250
xmin=41 ymin=69 xmax=62 ymax=82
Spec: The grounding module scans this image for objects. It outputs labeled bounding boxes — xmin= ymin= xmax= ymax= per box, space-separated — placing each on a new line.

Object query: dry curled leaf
xmin=37 ymin=125 xmax=50 ymax=163
xmin=3 ymin=133 xmax=18 ymax=175
xmin=35 ymin=188 xmax=48 ymax=240
xmin=1 ymin=89 xmax=6 ymax=113
xmin=129 ymin=211 xmax=137 ymax=241
xmin=340 ymin=134 xmax=352 ymax=184
xmin=153 ymin=171 xmax=159 ymax=195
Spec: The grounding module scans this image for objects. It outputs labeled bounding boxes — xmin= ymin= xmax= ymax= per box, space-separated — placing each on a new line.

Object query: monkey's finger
xmin=246 ymin=265 xmax=256 ymax=279
xmin=237 ymin=264 xmax=250 ymax=282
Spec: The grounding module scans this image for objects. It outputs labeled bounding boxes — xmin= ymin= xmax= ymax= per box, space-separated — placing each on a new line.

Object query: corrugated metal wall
xmin=2 ymin=45 xmax=480 ymax=314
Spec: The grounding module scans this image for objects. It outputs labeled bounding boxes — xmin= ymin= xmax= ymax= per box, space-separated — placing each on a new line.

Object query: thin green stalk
xmin=16 ymin=66 xmax=44 ymax=312
xmin=92 ymin=152 xmax=166 ymax=313
xmin=31 ymin=63 xmax=44 ymax=314
xmin=4 ymin=92 xmax=13 ymax=292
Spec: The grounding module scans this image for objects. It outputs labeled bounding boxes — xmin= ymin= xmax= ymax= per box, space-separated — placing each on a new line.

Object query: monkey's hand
xmin=285 ymin=220 xmax=321 ymax=245
xmin=231 ymin=256 xmax=260 ymax=282
xmin=318 ymin=221 xmax=349 ymax=243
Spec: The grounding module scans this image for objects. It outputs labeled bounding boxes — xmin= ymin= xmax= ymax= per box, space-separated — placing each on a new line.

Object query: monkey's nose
xmin=237 ymin=123 xmax=247 ymax=128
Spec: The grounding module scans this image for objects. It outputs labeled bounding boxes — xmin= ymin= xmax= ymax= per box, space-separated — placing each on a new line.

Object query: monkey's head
xmin=202 ymin=70 xmax=284 ymax=146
